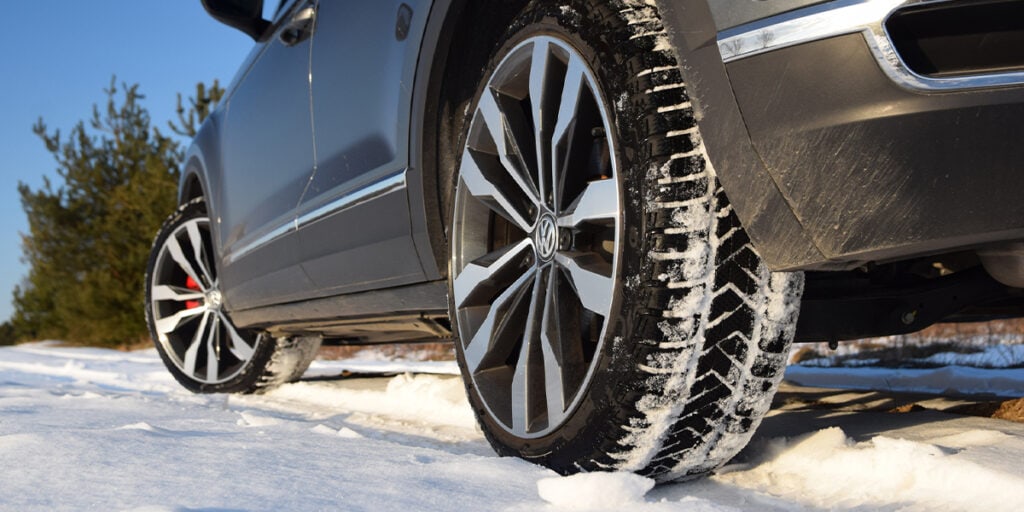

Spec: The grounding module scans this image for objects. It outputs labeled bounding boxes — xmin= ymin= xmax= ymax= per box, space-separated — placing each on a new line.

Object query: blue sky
xmin=0 ymin=2 xmax=260 ymax=322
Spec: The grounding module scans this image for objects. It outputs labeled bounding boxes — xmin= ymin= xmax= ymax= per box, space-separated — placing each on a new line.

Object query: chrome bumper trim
xmin=717 ymin=0 xmax=1024 ymax=92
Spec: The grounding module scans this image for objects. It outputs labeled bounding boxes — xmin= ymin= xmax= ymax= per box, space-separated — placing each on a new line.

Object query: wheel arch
xmin=179 ymin=165 xmax=206 ymax=204
xmin=407 ymin=0 xmax=531 ymax=280
xmin=176 ymin=115 xmax=227 ymax=259
xmin=176 ymin=116 xmax=220 ymax=208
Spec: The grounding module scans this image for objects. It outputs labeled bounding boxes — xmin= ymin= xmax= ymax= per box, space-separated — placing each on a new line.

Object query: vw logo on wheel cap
xmin=535 ymin=214 xmax=558 ymax=261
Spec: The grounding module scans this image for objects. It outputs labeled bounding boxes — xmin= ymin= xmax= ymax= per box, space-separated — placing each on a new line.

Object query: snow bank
xmin=260 ymin=372 xmax=478 ymax=429
xmin=717 ymin=427 xmax=1024 ymax=511
xmin=916 ymin=343 xmax=1024 ymax=368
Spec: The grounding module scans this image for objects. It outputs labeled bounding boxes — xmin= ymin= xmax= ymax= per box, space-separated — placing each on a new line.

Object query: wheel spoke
xmin=509 ymin=334 xmax=532 ymax=435
xmin=529 ymin=39 xmax=552 ymax=203
xmin=477 ymin=90 xmax=542 ymax=205
xmin=165 ymin=234 xmax=206 ymax=292
xmin=154 ymin=304 xmax=207 ymax=336
xmin=453 ymin=238 xmax=533 ymax=309
xmin=510 ymin=266 xmax=549 ymax=435
xmin=462 ymin=267 xmax=535 ymax=374
xmin=182 ymin=311 xmax=211 ymax=377
xmin=186 ymin=221 xmax=215 ymax=287
xmin=151 ymin=284 xmax=204 ymax=303
xmin=557 ymin=178 xmax=617 ymax=227
xmin=459 ymin=148 xmax=535 ymax=232
xmin=550 ymin=54 xmax=585 ymax=159
xmin=219 ymin=311 xmax=254 ymax=361
xmin=205 ymin=314 xmax=220 ymax=382
xmin=555 ymin=252 xmax=614 ymax=317
xmin=539 ymin=268 xmax=567 ymax=419
xmin=550 ymin=54 xmax=586 ymax=214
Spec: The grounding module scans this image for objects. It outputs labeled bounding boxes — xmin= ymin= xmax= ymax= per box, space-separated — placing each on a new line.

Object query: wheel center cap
xmin=535 ymin=214 xmax=558 ymax=261
xmin=205 ymin=290 xmax=222 ymax=309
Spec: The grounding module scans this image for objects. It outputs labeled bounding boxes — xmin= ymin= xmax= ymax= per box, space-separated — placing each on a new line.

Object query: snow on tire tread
xmin=606 ymin=0 xmax=804 ymax=481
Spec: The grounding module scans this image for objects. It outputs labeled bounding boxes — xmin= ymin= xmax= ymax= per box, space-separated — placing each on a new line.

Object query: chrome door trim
xmin=717 ymin=0 xmax=1024 ymax=92
xmin=225 ymin=220 xmax=296 ymax=265
xmin=295 ymin=170 xmax=407 ymax=229
xmin=226 ymin=170 xmax=407 ymax=264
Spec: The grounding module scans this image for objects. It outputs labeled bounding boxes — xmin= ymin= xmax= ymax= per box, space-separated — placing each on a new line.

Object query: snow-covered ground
xmin=2 ymin=342 xmax=1023 ymax=511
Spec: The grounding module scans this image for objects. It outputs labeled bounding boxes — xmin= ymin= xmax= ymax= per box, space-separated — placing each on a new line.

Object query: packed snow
xmin=2 ymin=341 xmax=1023 ymax=511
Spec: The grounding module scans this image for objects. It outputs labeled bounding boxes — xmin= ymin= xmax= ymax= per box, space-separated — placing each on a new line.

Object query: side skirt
xmin=229 ymin=280 xmax=450 ymax=343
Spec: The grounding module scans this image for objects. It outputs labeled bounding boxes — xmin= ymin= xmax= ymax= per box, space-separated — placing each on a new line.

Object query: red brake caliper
xmin=185 ymin=276 xmax=201 ymax=310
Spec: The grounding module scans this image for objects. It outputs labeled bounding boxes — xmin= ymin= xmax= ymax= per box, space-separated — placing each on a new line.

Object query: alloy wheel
xmin=149 ymin=216 xmax=257 ymax=384
xmin=451 ymin=35 xmax=620 ymax=437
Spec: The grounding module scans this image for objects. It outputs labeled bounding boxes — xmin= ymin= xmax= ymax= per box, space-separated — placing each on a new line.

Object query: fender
xmin=654 ymin=0 xmax=825 ymax=270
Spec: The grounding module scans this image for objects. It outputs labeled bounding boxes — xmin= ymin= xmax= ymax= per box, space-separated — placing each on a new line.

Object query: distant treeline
xmin=1 ymin=78 xmax=223 ymax=347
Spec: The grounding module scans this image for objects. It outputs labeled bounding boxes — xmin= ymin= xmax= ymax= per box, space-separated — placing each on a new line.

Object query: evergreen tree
xmin=169 ymin=79 xmax=224 ymax=138
xmin=11 ymin=78 xmax=222 ymax=346
xmin=0 ymin=321 xmax=15 ymax=345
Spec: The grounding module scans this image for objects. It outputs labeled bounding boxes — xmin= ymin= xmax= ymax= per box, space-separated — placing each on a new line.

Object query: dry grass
xmin=944 ymin=397 xmax=1024 ymax=424
xmin=993 ymin=397 xmax=1024 ymax=422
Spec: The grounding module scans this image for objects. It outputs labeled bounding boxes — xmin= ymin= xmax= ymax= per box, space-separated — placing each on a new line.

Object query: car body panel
xmin=656 ymin=0 xmax=1024 ymax=270
xmin=183 ymin=0 xmax=1024 ymax=334
xmin=727 ymin=32 xmax=1024 ymax=264
xmin=293 ymin=0 xmax=432 ymax=295
xmin=200 ymin=2 xmax=319 ymax=310
xmin=190 ymin=0 xmax=440 ymax=312
xmin=218 ymin=20 xmax=312 ymax=262
xmin=708 ymin=0 xmax=829 ymax=30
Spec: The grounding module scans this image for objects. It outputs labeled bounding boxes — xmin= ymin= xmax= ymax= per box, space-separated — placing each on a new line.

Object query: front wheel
xmin=145 ymin=198 xmax=321 ymax=394
xmin=446 ymin=0 xmax=803 ymax=481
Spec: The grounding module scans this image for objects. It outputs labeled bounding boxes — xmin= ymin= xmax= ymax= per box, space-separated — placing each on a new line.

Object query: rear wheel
xmin=145 ymin=198 xmax=321 ymax=394
xmin=447 ymin=0 xmax=803 ymax=480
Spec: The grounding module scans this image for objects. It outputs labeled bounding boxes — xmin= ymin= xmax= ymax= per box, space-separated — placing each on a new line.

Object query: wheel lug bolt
xmin=558 ymin=229 xmax=572 ymax=251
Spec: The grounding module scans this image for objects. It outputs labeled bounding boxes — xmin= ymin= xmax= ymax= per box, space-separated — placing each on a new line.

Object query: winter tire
xmin=447 ymin=0 xmax=803 ymax=481
xmin=145 ymin=198 xmax=321 ymax=394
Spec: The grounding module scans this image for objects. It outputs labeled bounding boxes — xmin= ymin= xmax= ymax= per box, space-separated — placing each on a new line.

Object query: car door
xmin=216 ymin=0 xmax=319 ymax=310
xmin=294 ymin=0 xmax=431 ymax=297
